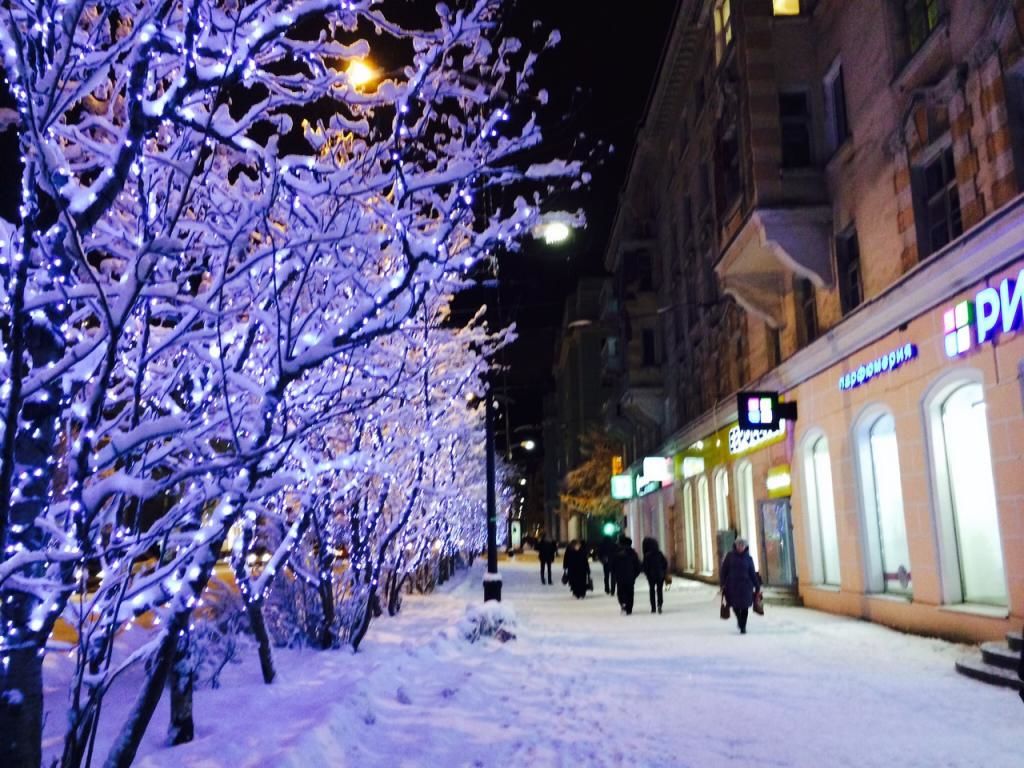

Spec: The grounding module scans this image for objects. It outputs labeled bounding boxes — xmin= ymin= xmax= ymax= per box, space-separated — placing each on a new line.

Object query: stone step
xmin=1007 ymin=631 xmax=1022 ymax=653
xmin=981 ymin=642 xmax=1021 ymax=672
xmin=761 ymin=588 xmax=803 ymax=607
xmin=955 ymin=655 xmax=1023 ymax=691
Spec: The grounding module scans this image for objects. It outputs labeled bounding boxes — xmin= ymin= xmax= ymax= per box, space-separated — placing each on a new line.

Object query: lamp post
xmin=483 ymin=389 xmax=502 ymax=601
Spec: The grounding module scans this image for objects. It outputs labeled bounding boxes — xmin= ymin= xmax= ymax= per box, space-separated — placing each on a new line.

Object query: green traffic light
xmin=602 ymin=521 xmax=619 ymax=537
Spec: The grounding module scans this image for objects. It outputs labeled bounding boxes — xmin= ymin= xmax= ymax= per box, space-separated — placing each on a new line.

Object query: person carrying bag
xmin=719 ymin=537 xmax=761 ymax=634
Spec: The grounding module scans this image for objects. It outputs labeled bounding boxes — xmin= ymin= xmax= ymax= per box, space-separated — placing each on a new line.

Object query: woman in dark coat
xmin=562 ymin=539 xmax=591 ymax=599
xmin=641 ymin=537 xmax=669 ymax=614
xmin=720 ymin=538 xmax=761 ymax=634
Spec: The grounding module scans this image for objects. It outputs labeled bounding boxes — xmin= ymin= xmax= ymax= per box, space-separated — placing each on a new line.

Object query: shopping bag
xmin=561 ymin=571 xmax=568 ymax=585
xmin=664 ymin=573 xmax=673 ymax=586
xmin=720 ymin=596 xmax=730 ymax=620
xmin=586 ymin=575 xmax=594 ymax=592
xmin=753 ymin=591 xmax=764 ymax=616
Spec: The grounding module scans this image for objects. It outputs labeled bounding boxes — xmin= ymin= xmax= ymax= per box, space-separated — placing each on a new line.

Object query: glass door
xmin=759 ymin=499 xmax=796 ymax=588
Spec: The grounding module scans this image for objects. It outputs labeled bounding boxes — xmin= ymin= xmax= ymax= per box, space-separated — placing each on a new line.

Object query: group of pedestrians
xmin=539 ymin=531 xmax=763 ymax=633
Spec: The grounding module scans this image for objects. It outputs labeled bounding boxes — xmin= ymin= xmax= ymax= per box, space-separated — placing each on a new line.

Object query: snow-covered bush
xmin=456 ymin=601 xmax=517 ymax=644
xmin=189 ymin=580 xmax=252 ymax=690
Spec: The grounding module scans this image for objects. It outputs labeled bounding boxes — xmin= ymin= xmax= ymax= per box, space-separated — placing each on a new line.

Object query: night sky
xmin=488 ymin=0 xmax=675 ymax=442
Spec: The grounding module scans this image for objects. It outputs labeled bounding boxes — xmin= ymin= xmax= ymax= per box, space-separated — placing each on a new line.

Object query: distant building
xmin=604 ymin=0 xmax=1024 ymax=645
xmin=546 ymin=278 xmax=609 ymax=539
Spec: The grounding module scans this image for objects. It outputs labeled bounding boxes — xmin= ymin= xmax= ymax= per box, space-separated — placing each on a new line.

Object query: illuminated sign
xmin=610 ymin=474 xmax=634 ymax=500
xmin=681 ymin=456 xmax=705 ymax=479
xmin=766 ymin=465 xmax=792 ymax=498
xmin=636 ymin=480 xmax=661 ymax=497
xmin=838 ymin=343 xmax=917 ymax=391
xmin=728 ymin=421 xmax=786 ymax=457
xmin=737 ymin=392 xmax=797 ymax=431
xmin=945 ymin=269 xmax=1024 ymax=357
xmin=642 ymin=456 xmax=672 ymax=483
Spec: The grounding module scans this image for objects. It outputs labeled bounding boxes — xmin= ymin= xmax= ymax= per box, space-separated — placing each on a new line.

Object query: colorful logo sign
xmin=728 ymin=421 xmax=786 ymax=457
xmin=610 ymin=474 xmax=633 ymax=500
xmin=945 ymin=269 xmax=1024 ymax=358
xmin=838 ymin=343 xmax=917 ymax=391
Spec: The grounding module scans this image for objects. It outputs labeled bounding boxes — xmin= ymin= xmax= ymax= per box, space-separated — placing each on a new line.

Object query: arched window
xmin=683 ymin=480 xmax=696 ymax=573
xmin=735 ymin=460 xmax=759 ymax=570
xmin=855 ymin=410 xmax=911 ymax=594
xmin=925 ymin=376 xmax=1007 ymax=605
xmin=803 ymin=434 xmax=841 ymax=585
xmin=714 ymin=468 xmax=730 ymax=531
xmin=698 ymin=475 xmax=714 ymax=574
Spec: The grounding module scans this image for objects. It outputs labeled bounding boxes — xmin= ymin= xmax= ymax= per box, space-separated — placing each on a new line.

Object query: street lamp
xmin=539 ymin=220 xmax=571 ymax=245
xmin=483 ymin=389 xmax=502 ymax=602
xmin=521 ymin=439 xmax=537 ymax=451
xmin=346 ymin=59 xmax=377 ymax=88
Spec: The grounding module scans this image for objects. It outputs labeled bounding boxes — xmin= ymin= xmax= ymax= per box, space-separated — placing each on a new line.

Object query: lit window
xmin=773 ymin=0 xmax=801 ymax=15
xmin=803 ymin=435 xmax=840 ymax=585
xmin=714 ymin=0 xmax=733 ymax=64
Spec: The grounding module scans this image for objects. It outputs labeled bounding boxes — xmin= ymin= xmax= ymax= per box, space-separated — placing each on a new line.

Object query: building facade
xmin=605 ymin=0 xmax=1024 ymax=643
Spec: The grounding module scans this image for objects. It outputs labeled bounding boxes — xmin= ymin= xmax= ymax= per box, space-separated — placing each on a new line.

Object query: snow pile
xmin=455 ymin=600 xmax=517 ymax=643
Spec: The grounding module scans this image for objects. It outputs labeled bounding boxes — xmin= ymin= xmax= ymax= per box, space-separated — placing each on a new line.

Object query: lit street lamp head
xmin=346 ymin=60 xmax=376 ymax=88
xmin=521 ymin=439 xmax=537 ymax=451
xmin=540 ymin=221 xmax=571 ymax=245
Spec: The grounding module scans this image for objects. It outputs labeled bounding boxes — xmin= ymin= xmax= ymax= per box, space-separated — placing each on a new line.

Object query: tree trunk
xmin=103 ymin=623 xmax=179 ymax=768
xmin=318 ymin=573 xmax=336 ymax=649
xmin=245 ymin=601 xmax=276 ymax=684
xmin=167 ymin=628 xmax=194 ymax=745
xmin=0 ymin=646 xmax=44 ymax=768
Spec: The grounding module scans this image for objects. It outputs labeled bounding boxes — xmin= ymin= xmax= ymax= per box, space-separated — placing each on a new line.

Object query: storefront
xmin=785 ymin=209 xmax=1024 ymax=643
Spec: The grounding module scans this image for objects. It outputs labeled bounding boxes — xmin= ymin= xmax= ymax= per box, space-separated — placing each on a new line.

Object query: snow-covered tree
xmin=0 ymin=1 xmax=578 ymax=765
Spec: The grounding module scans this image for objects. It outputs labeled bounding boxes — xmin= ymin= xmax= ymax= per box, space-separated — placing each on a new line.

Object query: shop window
xmin=855 ymin=411 xmax=912 ymax=595
xmin=773 ymin=0 xmax=801 ymax=15
xmin=823 ymin=60 xmax=850 ymax=156
xmin=913 ymin=144 xmax=962 ymax=258
xmin=904 ymin=0 xmax=942 ymax=55
xmin=802 ymin=434 xmax=841 ymax=585
xmin=796 ymin=277 xmax=819 ymax=345
xmin=698 ymin=475 xmax=714 ymax=574
xmin=714 ymin=468 xmax=730 ymax=531
xmin=683 ymin=480 xmax=697 ymax=572
xmin=835 ymin=226 xmax=863 ymax=315
xmin=779 ymin=91 xmax=813 ymax=169
xmin=736 ymin=461 xmax=759 ymax=570
xmin=714 ymin=0 xmax=733 ymax=64
xmin=925 ymin=376 xmax=1007 ymax=605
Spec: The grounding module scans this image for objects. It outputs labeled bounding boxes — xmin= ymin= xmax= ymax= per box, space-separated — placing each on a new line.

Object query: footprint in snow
xmin=441 ymin=687 xmax=458 ymax=699
xmin=396 ymin=686 xmax=412 ymax=705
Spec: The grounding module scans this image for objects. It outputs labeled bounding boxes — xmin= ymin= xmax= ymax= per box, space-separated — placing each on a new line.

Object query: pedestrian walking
xmin=641 ymin=537 xmax=669 ymax=614
xmin=597 ymin=535 xmax=616 ymax=595
xmin=720 ymin=537 xmax=761 ymax=634
xmin=562 ymin=539 xmax=591 ymax=599
xmin=611 ymin=536 xmax=641 ymax=614
xmin=537 ymin=535 xmax=557 ymax=585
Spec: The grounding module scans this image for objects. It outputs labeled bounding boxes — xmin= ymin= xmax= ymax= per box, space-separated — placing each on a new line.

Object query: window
xmin=683 ymin=481 xmax=696 ymax=572
xmin=925 ymin=377 xmax=1007 ymax=605
xmin=905 ymin=0 xmax=942 ymax=55
xmin=796 ymin=277 xmax=819 ymax=344
xmin=803 ymin=435 xmax=841 ymax=585
xmin=698 ymin=476 xmax=714 ymax=574
xmin=716 ymin=119 xmax=742 ymax=214
xmin=714 ymin=468 xmax=730 ymax=531
xmin=917 ymin=145 xmax=962 ymax=257
xmin=835 ymin=226 xmax=863 ymax=315
xmin=642 ymin=329 xmax=656 ymax=366
xmin=856 ymin=412 xmax=912 ymax=594
xmin=773 ymin=0 xmax=801 ymax=14
xmin=714 ymin=0 xmax=733 ymax=64
xmin=736 ymin=461 xmax=758 ymax=570
xmin=767 ymin=324 xmax=782 ymax=367
xmin=779 ymin=91 xmax=813 ymax=168
xmin=637 ymin=250 xmax=654 ymax=291
xmin=823 ymin=61 xmax=850 ymax=155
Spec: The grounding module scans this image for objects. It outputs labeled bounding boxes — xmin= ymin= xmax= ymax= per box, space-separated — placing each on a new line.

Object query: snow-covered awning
xmin=715 ymin=207 xmax=833 ymax=328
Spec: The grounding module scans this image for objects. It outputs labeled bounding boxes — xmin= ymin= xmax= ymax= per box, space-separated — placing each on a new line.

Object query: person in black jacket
xmin=562 ymin=539 xmax=591 ymax=599
xmin=611 ymin=536 xmax=642 ymax=614
xmin=537 ymin=535 xmax=557 ymax=585
xmin=597 ymin=535 xmax=616 ymax=595
xmin=641 ymin=537 xmax=669 ymax=614
xmin=720 ymin=538 xmax=762 ymax=634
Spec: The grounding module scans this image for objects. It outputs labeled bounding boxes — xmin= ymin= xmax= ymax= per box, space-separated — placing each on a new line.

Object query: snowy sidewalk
xmin=52 ymin=558 xmax=1020 ymax=767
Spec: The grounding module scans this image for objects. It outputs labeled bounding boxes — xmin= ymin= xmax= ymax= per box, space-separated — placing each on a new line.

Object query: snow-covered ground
xmin=44 ymin=557 xmax=1020 ymax=767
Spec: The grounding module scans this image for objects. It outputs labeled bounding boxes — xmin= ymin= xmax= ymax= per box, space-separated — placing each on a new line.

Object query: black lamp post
xmin=483 ymin=389 xmax=502 ymax=601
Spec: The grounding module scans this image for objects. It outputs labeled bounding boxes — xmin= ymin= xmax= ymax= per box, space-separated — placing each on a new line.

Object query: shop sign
xmin=728 ymin=421 xmax=786 ymax=458
xmin=636 ymin=479 xmax=661 ymax=497
xmin=766 ymin=465 xmax=792 ymax=498
xmin=838 ymin=343 xmax=917 ymax=391
xmin=642 ymin=456 xmax=672 ymax=483
xmin=611 ymin=456 xmax=624 ymax=475
xmin=681 ymin=456 xmax=705 ymax=479
xmin=945 ymin=269 xmax=1024 ymax=357
xmin=610 ymin=474 xmax=634 ymax=500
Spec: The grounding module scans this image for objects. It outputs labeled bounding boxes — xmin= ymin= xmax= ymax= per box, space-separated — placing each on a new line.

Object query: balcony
xmin=714 ymin=207 xmax=833 ymax=327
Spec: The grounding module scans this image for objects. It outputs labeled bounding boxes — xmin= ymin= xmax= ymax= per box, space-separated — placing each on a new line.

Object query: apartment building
xmin=605 ymin=0 xmax=1024 ymax=645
